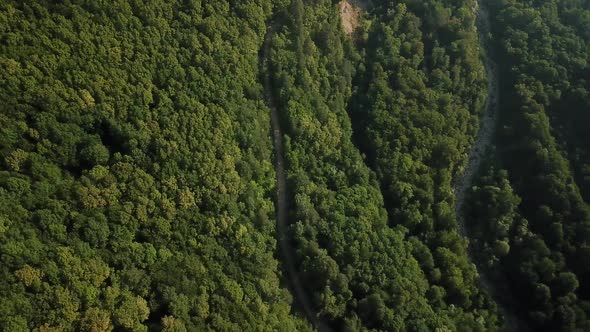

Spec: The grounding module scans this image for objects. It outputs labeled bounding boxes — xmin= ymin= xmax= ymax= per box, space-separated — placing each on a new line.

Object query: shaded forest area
xmin=465 ymin=0 xmax=590 ymax=331
xmin=0 ymin=0 xmax=588 ymax=331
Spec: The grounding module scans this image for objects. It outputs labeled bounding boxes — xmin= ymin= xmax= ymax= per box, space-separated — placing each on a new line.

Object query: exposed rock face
xmin=339 ymin=1 xmax=361 ymax=37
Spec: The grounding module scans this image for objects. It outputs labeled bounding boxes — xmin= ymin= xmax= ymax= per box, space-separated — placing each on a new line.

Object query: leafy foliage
xmin=0 ymin=0 xmax=310 ymax=330
xmin=2 ymin=0 xmax=588 ymax=330
xmin=350 ymin=0 xmax=501 ymax=329
xmin=465 ymin=0 xmax=590 ymax=330
xmin=269 ymin=0 xmax=499 ymax=330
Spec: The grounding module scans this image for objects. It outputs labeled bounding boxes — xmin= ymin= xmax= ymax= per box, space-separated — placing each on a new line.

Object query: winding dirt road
xmin=262 ymin=25 xmax=332 ymax=332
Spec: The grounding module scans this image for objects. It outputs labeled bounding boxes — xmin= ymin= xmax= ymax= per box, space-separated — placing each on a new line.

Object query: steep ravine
xmin=454 ymin=2 xmax=527 ymax=331
xmin=261 ymin=25 xmax=332 ymax=332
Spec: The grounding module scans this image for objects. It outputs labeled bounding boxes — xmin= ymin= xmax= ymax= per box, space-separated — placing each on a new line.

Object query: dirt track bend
xmin=262 ymin=25 xmax=332 ymax=332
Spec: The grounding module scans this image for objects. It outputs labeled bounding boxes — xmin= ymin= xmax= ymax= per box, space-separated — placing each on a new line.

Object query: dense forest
xmin=350 ymin=0 xmax=504 ymax=328
xmin=465 ymin=0 xmax=590 ymax=331
xmin=267 ymin=0 xmax=497 ymax=329
xmin=0 ymin=0 xmax=588 ymax=331
xmin=0 ymin=0 xmax=311 ymax=330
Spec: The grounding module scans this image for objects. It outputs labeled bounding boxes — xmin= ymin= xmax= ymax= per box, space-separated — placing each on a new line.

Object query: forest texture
xmin=0 ymin=0 xmax=588 ymax=331
xmin=0 ymin=1 xmax=311 ymax=331
xmin=465 ymin=0 xmax=590 ymax=331
xmin=269 ymin=0 xmax=501 ymax=330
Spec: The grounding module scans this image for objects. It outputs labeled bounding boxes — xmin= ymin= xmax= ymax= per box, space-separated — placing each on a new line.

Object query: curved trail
xmin=454 ymin=3 xmax=527 ymax=331
xmin=262 ymin=25 xmax=332 ymax=332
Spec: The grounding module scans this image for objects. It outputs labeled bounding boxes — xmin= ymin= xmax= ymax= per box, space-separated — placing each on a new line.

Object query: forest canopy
xmin=465 ymin=0 xmax=590 ymax=330
xmin=0 ymin=0 xmax=311 ymax=331
xmin=0 ymin=0 xmax=588 ymax=331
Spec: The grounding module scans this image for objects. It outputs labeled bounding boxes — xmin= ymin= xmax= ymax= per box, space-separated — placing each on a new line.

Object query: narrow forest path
xmin=262 ymin=25 xmax=332 ymax=332
xmin=454 ymin=3 xmax=526 ymax=331
xmin=454 ymin=0 xmax=499 ymax=233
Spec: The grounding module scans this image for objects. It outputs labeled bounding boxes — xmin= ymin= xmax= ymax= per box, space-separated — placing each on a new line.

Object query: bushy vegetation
xmin=269 ymin=0 xmax=443 ymax=330
xmin=1 ymin=0 xmax=588 ymax=331
xmin=268 ymin=0 xmax=502 ymax=329
xmin=0 ymin=0 xmax=311 ymax=330
xmin=465 ymin=0 xmax=590 ymax=330
xmin=350 ymin=0 xmax=501 ymax=328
